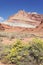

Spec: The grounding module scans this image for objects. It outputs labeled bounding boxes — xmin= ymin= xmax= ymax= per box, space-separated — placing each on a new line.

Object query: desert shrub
xmin=29 ymin=38 xmax=43 ymax=65
xmin=0 ymin=43 xmax=4 ymax=59
xmin=0 ymin=38 xmax=43 ymax=65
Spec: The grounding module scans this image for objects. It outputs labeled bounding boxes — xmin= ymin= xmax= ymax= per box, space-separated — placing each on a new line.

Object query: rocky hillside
xmin=0 ymin=10 xmax=43 ymax=32
xmin=7 ymin=10 xmax=43 ymax=26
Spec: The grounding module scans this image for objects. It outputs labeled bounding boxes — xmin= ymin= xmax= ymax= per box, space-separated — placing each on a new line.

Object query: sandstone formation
xmin=0 ymin=10 xmax=43 ymax=33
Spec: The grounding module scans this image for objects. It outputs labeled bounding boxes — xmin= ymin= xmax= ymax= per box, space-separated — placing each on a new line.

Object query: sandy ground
xmin=0 ymin=62 xmax=5 ymax=65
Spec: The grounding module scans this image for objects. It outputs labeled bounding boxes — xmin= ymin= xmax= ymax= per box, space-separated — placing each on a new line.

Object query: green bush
xmin=29 ymin=38 xmax=43 ymax=65
xmin=0 ymin=38 xmax=43 ymax=65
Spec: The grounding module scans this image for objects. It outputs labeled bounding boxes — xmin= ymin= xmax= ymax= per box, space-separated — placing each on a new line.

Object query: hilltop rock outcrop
xmin=7 ymin=10 xmax=43 ymax=26
xmin=0 ymin=10 xmax=43 ymax=33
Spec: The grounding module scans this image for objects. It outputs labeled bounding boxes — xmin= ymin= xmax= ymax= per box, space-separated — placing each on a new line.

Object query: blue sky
xmin=0 ymin=0 xmax=43 ymax=21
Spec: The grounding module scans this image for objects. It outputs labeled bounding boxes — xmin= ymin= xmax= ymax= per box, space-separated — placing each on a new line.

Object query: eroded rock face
xmin=0 ymin=24 xmax=5 ymax=30
xmin=0 ymin=10 xmax=43 ymax=32
xmin=0 ymin=23 xmax=11 ymax=30
xmin=7 ymin=10 xmax=43 ymax=24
